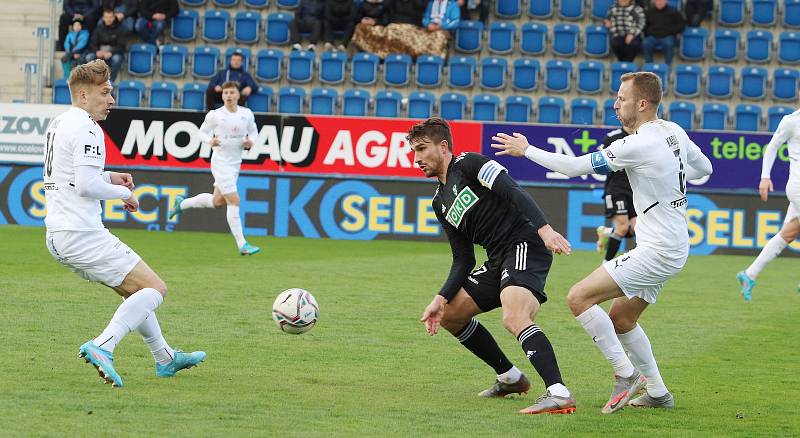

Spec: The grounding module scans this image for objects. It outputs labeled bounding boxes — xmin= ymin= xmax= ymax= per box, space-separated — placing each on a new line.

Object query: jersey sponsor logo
xmin=84 ymin=144 xmax=102 ymax=156
xmin=445 ymin=186 xmax=478 ymax=228
xmin=467 ymin=276 xmax=479 ymax=285
xmin=670 ymin=196 xmax=687 ymax=208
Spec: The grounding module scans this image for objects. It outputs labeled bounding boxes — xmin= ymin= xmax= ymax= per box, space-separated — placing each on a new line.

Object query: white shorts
xmin=211 ymin=164 xmax=240 ymax=195
xmin=45 ymin=229 xmax=141 ymax=287
xmin=602 ymin=245 xmax=687 ymax=304
xmin=784 ymin=183 xmax=800 ymax=223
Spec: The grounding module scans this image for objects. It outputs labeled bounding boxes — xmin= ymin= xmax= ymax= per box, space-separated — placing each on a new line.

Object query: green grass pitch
xmin=1 ymin=226 xmax=798 ymax=436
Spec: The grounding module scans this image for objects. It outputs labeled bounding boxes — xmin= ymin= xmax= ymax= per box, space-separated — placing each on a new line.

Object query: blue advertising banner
xmin=481 ymin=123 xmax=788 ymax=192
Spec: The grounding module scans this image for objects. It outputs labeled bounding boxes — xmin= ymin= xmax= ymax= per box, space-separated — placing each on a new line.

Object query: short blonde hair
xmin=68 ymin=59 xmax=110 ymax=93
xmin=620 ymin=71 xmax=662 ymax=108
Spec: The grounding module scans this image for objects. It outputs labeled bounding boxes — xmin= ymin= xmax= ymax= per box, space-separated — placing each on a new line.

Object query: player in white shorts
xmin=736 ymin=108 xmax=800 ymax=301
xmin=492 ymin=72 xmax=713 ymax=413
xmin=43 ymin=60 xmax=205 ymax=388
xmin=169 ymin=81 xmax=260 ymax=256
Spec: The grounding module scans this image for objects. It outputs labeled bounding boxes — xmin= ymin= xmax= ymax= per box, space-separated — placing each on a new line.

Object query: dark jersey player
xmin=410 ymin=118 xmax=576 ymax=415
xmin=597 ymin=126 xmax=637 ymax=261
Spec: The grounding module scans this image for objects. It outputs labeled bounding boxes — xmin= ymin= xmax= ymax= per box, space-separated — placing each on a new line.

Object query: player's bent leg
xmin=740 ymin=218 xmax=800 ymax=300
xmin=221 ymin=190 xmax=260 ymax=255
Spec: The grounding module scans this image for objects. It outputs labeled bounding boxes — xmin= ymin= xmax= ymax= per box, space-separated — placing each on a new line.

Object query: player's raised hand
xmin=243 ymin=134 xmax=253 ymax=150
xmin=421 ymin=295 xmax=446 ymax=336
xmin=537 ymin=224 xmax=571 ymax=256
xmin=123 ymin=194 xmax=139 ymax=213
xmin=491 ymin=132 xmax=531 ymax=157
xmin=111 ymin=172 xmax=135 ymax=190
xmin=759 ymin=178 xmax=773 ymax=202
xmin=210 ymin=134 xmax=221 ymax=147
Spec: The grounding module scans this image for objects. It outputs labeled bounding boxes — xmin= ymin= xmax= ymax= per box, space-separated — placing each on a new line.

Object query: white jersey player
xmin=492 ymin=72 xmax=713 ymax=413
xmin=169 ymin=81 xmax=260 ymax=255
xmin=43 ymin=60 xmax=205 ymax=387
xmin=736 ymin=108 xmax=800 ymax=300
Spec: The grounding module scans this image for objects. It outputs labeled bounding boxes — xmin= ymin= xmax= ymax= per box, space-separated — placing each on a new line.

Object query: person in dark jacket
xmin=58 ymin=0 xmax=101 ymax=51
xmin=683 ymin=0 xmax=712 ymax=27
xmin=84 ymin=9 xmax=127 ymax=82
xmin=390 ymin=0 xmax=428 ymax=26
xmin=205 ymin=52 xmax=258 ymax=110
xmin=459 ymin=0 xmax=490 ymax=24
xmin=641 ymin=0 xmax=685 ymax=65
xmin=99 ymin=0 xmax=138 ymax=35
xmin=290 ymin=0 xmax=324 ymax=51
xmin=358 ymin=0 xmax=391 ymax=27
xmin=134 ymin=0 xmax=178 ymax=46
xmin=323 ymin=0 xmax=356 ymax=51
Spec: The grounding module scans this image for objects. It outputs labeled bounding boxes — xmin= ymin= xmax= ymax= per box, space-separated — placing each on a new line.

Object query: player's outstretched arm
xmin=491 ymin=133 xmax=595 ymax=177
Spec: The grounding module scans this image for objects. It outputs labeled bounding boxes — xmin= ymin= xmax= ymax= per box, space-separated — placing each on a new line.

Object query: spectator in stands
xmin=134 ymin=0 xmax=178 ymax=48
xmin=323 ymin=0 xmax=357 ymax=52
xmin=357 ymin=0 xmax=391 ymax=28
xmin=642 ymin=0 xmax=684 ymax=65
xmin=458 ymin=0 xmax=490 ymax=25
xmin=205 ymin=52 xmax=258 ymax=111
xmin=391 ymin=0 xmax=428 ymax=26
xmin=100 ymin=0 xmax=138 ymax=35
xmin=352 ymin=0 xmax=453 ymax=58
xmin=683 ymin=0 xmax=712 ymax=27
xmin=84 ymin=9 xmax=126 ymax=83
xmin=61 ymin=18 xmax=90 ymax=78
xmin=605 ymin=0 xmax=646 ymax=62
xmin=422 ymin=0 xmax=461 ymax=31
xmin=58 ymin=0 xmax=100 ymax=51
xmin=290 ymin=0 xmax=324 ymax=52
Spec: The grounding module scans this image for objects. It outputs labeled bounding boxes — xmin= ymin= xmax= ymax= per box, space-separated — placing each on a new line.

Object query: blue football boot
xmin=168 ymin=195 xmax=185 ymax=220
xmin=156 ymin=350 xmax=207 ymax=378
xmin=737 ymin=271 xmax=756 ymax=302
xmin=78 ymin=341 xmax=123 ymax=387
xmin=239 ymin=242 xmax=261 ymax=256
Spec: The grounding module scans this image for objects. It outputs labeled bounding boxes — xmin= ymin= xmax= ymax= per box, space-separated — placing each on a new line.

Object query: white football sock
xmin=93 ymin=288 xmax=163 ymax=353
xmin=497 ymin=365 xmax=522 ymax=384
xmin=618 ymin=324 xmax=668 ymax=397
xmin=136 ymin=312 xmax=175 ymax=366
xmin=226 ymin=205 xmax=247 ymax=248
xmin=180 ymin=193 xmax=214 ymax=210
xmin=746 ymin=233 xmax=789 ymax=279
xmin=576 ymin=305 xmax=635 ymax=378
xmin=547 ymin=383 xmax=571 ymax=398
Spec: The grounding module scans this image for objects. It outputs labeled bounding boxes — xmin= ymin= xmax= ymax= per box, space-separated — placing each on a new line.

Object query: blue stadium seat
xmin=577 ymin=61 xmax=603 ymax=94
xmin=746 ymin=30 xmax=773 ymax=63
xmin=512 ymin=58 xmax=539 ymax=91
xmin=243 ymin=0 xmax=268 ymax=8
xmin=171 ymin=9 xmax=199 ymax=42
xmin=545 ymin=59 xmax=572 ymax=92
xmin=440 ymin=93 xmax=468 ymax=120
xmin=538 ymin=96 xmax=565 ymax=124
xmin=117 ymin=80 xmax=145 ymax=107
xmin=641 ymin=63 xmax=669 ymax=92
xmin=592 ymin=0 xmax=614 ymax=19
xmin=528 ymin=0 xmax=553 ymax=18
xmin=680 ymin=27 xmax=708 ymax=61
xmin=706 ymin=65 xmax=735 ymax=98
xmin=192 ymin=46 xmax=220 ymax=78
xmin=203 ymin=10 xmax=230 ymax=42
xmin=558 ymin=0 xmax=583 ymax=20
xmin=779 ymin=32 xmax=800 ymax=64
xmin=160 ymin=44 xmax=188 ymax=77
xmin=669 ymin=101 xmax=696 ymax=130
xmin=773 ymin=68 xmax=800 ymax=100
xmin=53 ymin=79 xmax=71 ymax=104
xmin=752 ymin=0 xmax=777 ymax=25
xmin=276 ymin=0 xmax=299 ymax=8
xmin=266 ymin=12 xmax=292 ymax=44
xmin=740 ymin=67 xmax=768 ymax=100
xmin=287 ymin=50 xmax=314 ymax=83
xmin=610 ymin=61 xmax=636 ymax=92
xmin=735 ymin=104 xmax=762 ymax=131
xmin=310 ymin=87 xmax=338 ymax=115
xmin=342 ymin=89 xmax=370 ymax=116
xmin=149 ymin=81 xmax=177 ymax=109
xmin=702 ymin=103 xmax=729 ymax=130
xmin=785 ymin=0 xmax=800 ymax=28
xmin=472 ymin=94 xmax=500 ymax=121
xmin=496 ymin=0 xmax=521 ymax=18
xmin=552 ymin=23 xmax=579 ymax=57
xmin=234 ymin=11 xmax=260 ymax=44
xmin=505 ymin=95 xmax=532 ymax=122
xmin=319 ymin=51 xmax=346 ymax=85
xmin=674 ymin=64 xmax=702 ymax=97
xmin=455 ymin=20 xmax=483 ymax=53
xmin=182 ymin=83 xmax=207 ymax=111
xmin=128 ymin=43 xmax=157 ymax=76
xmin=584 ymin=25 xmax=609 ymax=57
xmin=718 ymin=0 xmax=745 ymax=25
xmin=480 ymin=57 xmax=508 ymax=89
xmin=408 ymin=91 xmax=435 ymax=119
xmin=248 ymin=85 xmax=273 ymax=112
xmin=375 ymin=90 xmax=402 ymax=118
xmin=415 ymin=55 xmax=444 ymax=87
xmin=213 ymin=0 xmax=238 ymax=6
xmin=768 ymin=106 xmax=794 ymax=131
xmin=603 ymin=98 xmax=619 ymax=126
xmin=520 ymin=22 xmax=547 ymax=55
xmin=384 ymin=53 xmax=411 ymax=86
xmin=488 ymin=22 xmax=515 ymax=54
xmin=571 ymin=98 xmax=597 ymax=125
xmin=351 ymin=52 xmax=379 ymax=86
xmin=448 ymin=56 xmax=477 ymax=88
xmin=278 ymin=86 xmax=305 ymax=114
xmin=255 ymin=49 xmax=283 ymax=82
xmin=180 ymin=0 xmax=206 ymax=6
xmin=713 ymin=29 xmax=740 ymax=62
xmin=225 ymin=47 xmax=251 ymax=72
xmin=667 ymin=0 xmax=682 ymax=8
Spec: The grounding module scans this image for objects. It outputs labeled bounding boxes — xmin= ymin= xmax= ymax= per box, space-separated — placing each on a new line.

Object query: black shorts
xmin=462 ymin=238 xmax=552 ymax=312
xmin=604 ymin=192 xmax=637 ymax=219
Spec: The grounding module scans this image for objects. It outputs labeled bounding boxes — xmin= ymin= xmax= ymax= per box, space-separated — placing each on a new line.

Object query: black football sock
xmin=605 ymin=233 xmax=623 ymax=261
xmin=454 ymin=318 xmax=513 ymax=375
xmin=517 ymin=324 xmax=564 ymax=388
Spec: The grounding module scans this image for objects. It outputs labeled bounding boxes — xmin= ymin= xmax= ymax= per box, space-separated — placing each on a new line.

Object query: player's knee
xmin=615 ymin=222 xmax=629 ymax=236
xmin=610 ymin=313 xmax=635 ymax=333
xmin=566 ymin=286 xmax=588 ymax=316
xmin=213 ymin=198 xmax=226 ymax=208
xmin=500 ymin=310 xmax=526 ymax=334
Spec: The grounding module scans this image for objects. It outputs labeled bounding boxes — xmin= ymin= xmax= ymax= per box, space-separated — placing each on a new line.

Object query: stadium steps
xmin=0 ymin=0 xmax=50 ymax=102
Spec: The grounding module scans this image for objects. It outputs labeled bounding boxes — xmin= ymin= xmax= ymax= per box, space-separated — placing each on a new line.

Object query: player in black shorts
xmin=409 ymin=118 xmax=576 ymax=415
xmin=596 ymin=126 xmax=637 ymax=262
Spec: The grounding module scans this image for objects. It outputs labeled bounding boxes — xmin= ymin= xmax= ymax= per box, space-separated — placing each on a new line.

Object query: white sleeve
xmin=761 ymin=119 xmax=791 ymax=178
xmin=523 ymin=146 xmax=597 ymax=177
xmin=72 ymin=125 xmax=105 ymax=167
xmin=247 ymin=111 xmax=258 ymax=139
xmin=197 ymin=111 xmax=217 ymax=144
xmin=601 ymin=136 xmax=645 ymax=172
xmin=75 ymin=165 xmax=132 ymax=200
xmin=685 ymin=139 xmax=713 ymax=180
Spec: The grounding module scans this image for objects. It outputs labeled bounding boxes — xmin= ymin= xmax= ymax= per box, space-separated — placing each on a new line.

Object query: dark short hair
xmin=230 ymin=52 xmax=243 ymax=59
xmin=102 ymin=8 xmax=114 ymax=14
xmin=620 ymin=71 xmax=662 ymax=108
xmin=407 ymin=117 xmax=454 ymax=152
xmin=221 ymin=81 xmax=240 ymax=90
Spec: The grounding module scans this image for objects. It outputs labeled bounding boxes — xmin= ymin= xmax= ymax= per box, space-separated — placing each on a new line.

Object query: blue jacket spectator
xmin=61 ymin=18 xmax=90 ymax=77
xmin=84 ymin=9 xmax=127 ymax=83
xmin=422 ymin=0 xmax=460 ymax=31
xmin=58 ymin=0 xmax=101 ymax=50
xmin=100 ymin=0 xmax=138 ymax=35
xmin=135 ymin=0 xmax=178 ymax=46
xmin=290 ymin=0 xmax=325 ymax=50
xmin=206 ymin=52 xmax=258 ymax=110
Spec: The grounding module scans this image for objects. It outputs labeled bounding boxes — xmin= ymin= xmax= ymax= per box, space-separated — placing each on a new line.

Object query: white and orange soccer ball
xmin=272 ymin=288 xmax=319 ymax=334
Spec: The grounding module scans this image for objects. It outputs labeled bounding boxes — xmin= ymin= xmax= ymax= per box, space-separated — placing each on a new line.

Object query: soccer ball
xmin=272 ymin=288 xmax=319 ymax=334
